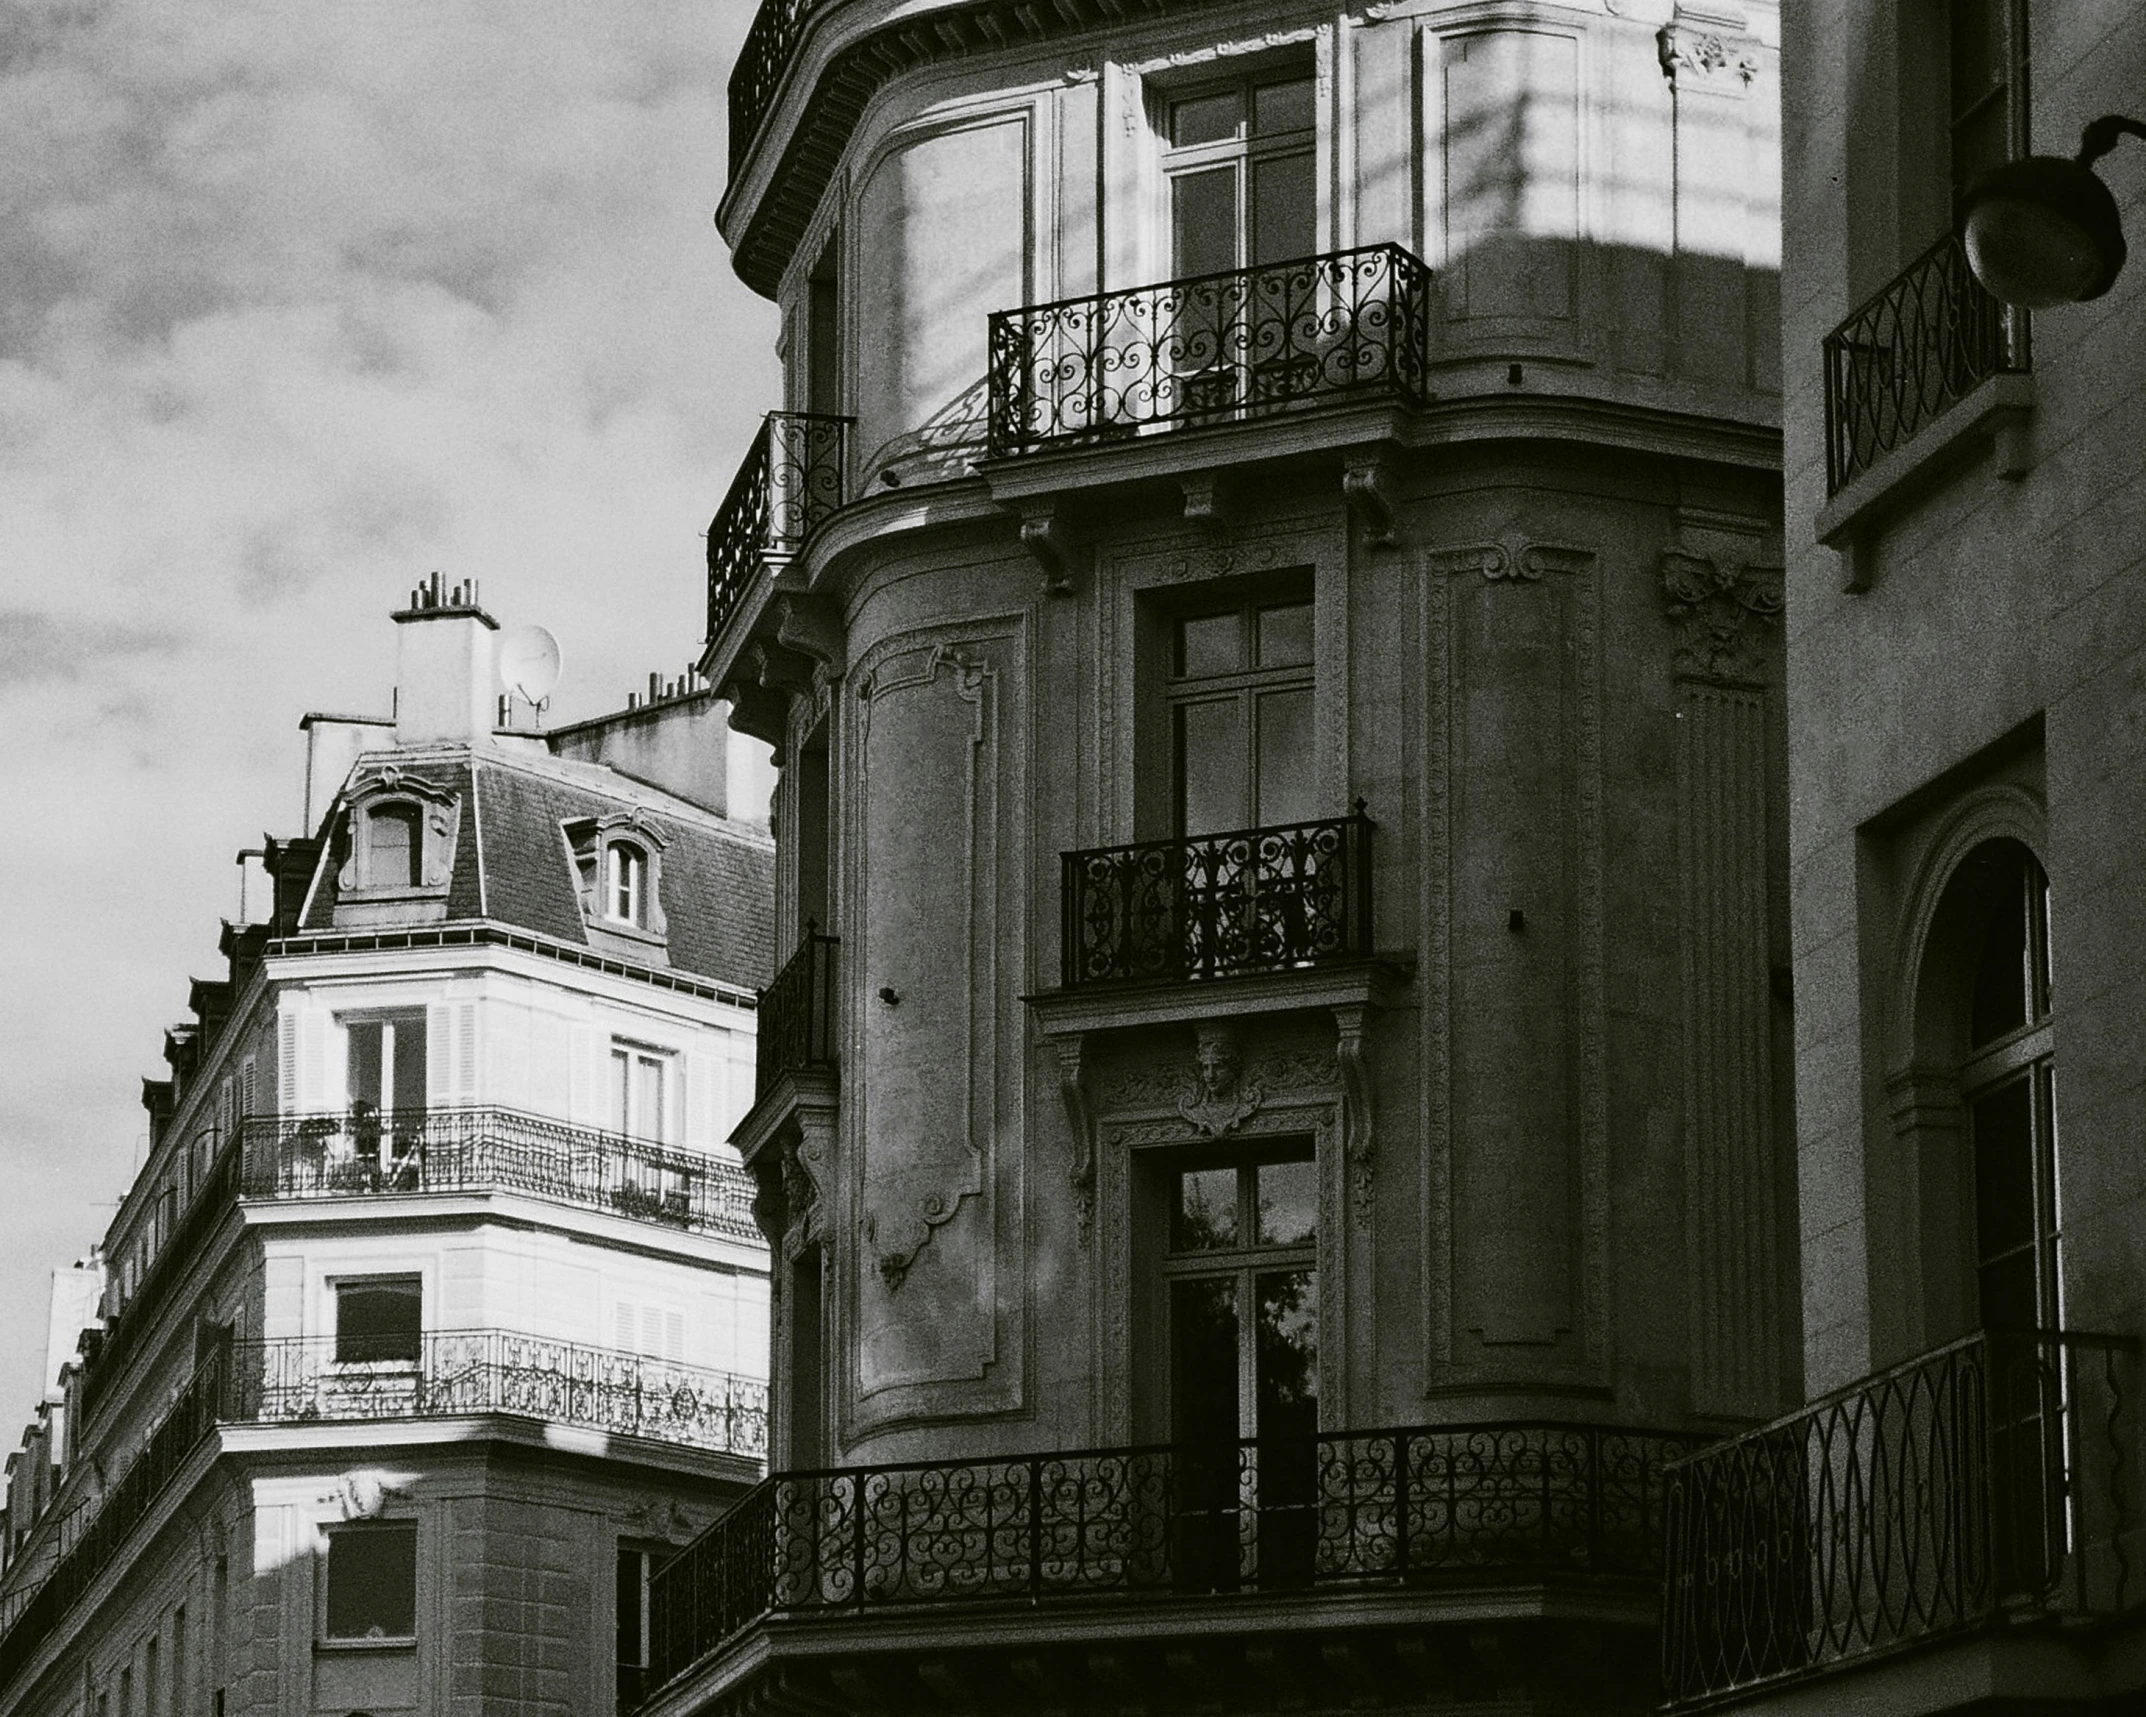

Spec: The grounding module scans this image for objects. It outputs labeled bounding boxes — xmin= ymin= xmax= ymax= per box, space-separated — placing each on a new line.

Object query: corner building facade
xmin=653 ymin=3 xmax=1790 ymax=1713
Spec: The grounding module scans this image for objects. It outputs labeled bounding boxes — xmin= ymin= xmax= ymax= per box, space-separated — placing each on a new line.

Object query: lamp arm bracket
xmin=2079 ymin=114 xmax=2146 ymax=166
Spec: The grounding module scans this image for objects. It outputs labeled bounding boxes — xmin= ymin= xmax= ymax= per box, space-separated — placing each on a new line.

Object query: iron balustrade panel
xmin=239 ymin=1107 xmax=757 ymax=1238
xmin=705 ymin=412 xmax=849 ymax=648
xmin=640 ymin=1421 xmax=1687 ymax=1697
xmin=1662 ymin=1330 xmax=2135 ymax=1708
xmin=1062 ymin=812 xmax=1373 ymax=987
xmin=989 ymin=244 xmax=1433 ymax=457
xmin=1823 ymin=232 xmax=2029 ymax=495
xmin=755 ymin=932 xmax=839 ymax=1098
xmin=228 ymin=1331 xmax=768 ymax=1457
xmin=729 ymin=0 xmax=820 ymax=177
xmin=0 ymin=1346 xmax=229 ymax=1689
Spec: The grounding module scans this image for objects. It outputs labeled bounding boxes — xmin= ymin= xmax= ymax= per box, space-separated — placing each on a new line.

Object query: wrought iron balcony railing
xmin=706 ymin=411 xmax=848 ymax=649
xmin=239 ymin=1107 xmax=758 ymax=1238
xmin=1661 ymin=1329 xmax=2135 ymax=1709
xmin=1824 ymin=231 xmax=2030 ymax=495
xmin=755 ymin=929 xmax=838 ymax=1100
xmin=988 ymin=244 xmax=1432 ymax=457
xmin=729 ymin=0 xmax=822 ymax=177
xmin=1062 ymin=810 xmax=1373 ymax=988
xmin=227 ymin=1331 xmax=767 ymax=1456
xmin=647 ymin=1420 xmax=1691 ymax=1693
xmin=1 ymin=1331 xmax=768 ymax=1692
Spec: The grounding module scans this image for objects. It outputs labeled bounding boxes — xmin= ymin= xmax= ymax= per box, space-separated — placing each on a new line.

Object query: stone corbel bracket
xmin=721 ymin=676 xmax=790 ymax=765
xmin=1048 ymin=1034 xmax=1098 ymax=1241
xmin=774 ymin=593 xmax=846 ymax=684
xmin=1342 ymin=450 xmax=1400 ymax=549
xmin=1013 ymin=498 xmax=1086 ymax=596
xmin=1330 ymin=1000 xmax=1379 ymax=1223
xmin=1179 ymin=472 xmax=1236 ymax=535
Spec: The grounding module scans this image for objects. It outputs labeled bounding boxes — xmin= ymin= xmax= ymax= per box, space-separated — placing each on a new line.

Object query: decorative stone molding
xmin=337 ymin=770 xmax=458 ymax=897
xmin=1656 ymin=22 xmax=1760 ymax=89
xmin=1178 ymin=472 xmax=1235 ymax=534
xmin=319 ymin=1470 xmax=413 ymax=1522
xmin=1178 ymin=1023 xmax=1264 ymax=1137
xmin=1425 ymin=538 xmax=1592 ymax=583
xmin=1013 ymin=498 xmax=1083 ymax=596
xmin=1047 ymin=1034 xmax=1097 ymax=1241
xmin=1331 ymin=1003 xmax=1377 ymax=1223
xmin=1659 ymin=549 xmax=1783 ymax=684
xmin=723 ymin=677 xmax=789 ymax=761
xmin=774 ymin=594 xmax=846 ymax=681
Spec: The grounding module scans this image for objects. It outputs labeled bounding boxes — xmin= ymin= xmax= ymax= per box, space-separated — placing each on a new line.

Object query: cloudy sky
xmin=0 ymin=2 xmax=780 ymax=1415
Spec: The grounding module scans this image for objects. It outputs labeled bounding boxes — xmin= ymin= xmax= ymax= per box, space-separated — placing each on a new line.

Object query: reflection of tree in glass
xmin=1174 ymin=1168 xmax=1238 ymax=1249
xmin=1257 ymin=1270 xmax=1318 ymax=1417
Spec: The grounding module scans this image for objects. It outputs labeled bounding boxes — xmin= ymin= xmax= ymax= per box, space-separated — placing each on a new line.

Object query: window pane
xmin=1948 ymin=0 xmax=2003 ymax=118
xmin=612 ymin=1049 xmax=632 ymax=1134
xmin=1170 ymin=89 xmax=1241 ymax=147
xmin=1978 ymin=1251 xmax=2039 ymax=1332
xmin=1254 ymin=688 xmax=1315 ymax=827
xmin=1170 ymin=1277 xmax=1240 ymax=1444
xmin=1973 ymin=1077 xmax=2037 ymax=1261
xmin=1255 ymin=602 xmax=1313 ymax=668
xmin=1255 ymin=1160 xmax=1317 ymax=1246
xmin=389 ymin=1019 xmax=425 ymax=1117
xmin=634 ymin=1056 xmax=664 ymax=1141
xmin=1176 ymin=699 xmax=1246 ymax=836
xmin=1970 ymin=856 xmax=2030 ymax=1045
xmin=369 ymin=806 xmax=420 ymax=889
xmin=1255 ymin=1269 xmax=1318 ymax=1436
xmin=1252 ymin=77 xmax=1315 ymax=137
xmin=336 ymin=1279 xmax=421 ymax=1364
xmin=347 ymin=1022 xmax=384 ymax=1112
xmin=1250 ymin=149 xmax=1316 ymax=267
xmin=325 ymin=1522 xmax=417 ymax=1640
xmin=1174 ymin=1167 xmax=1239 ymax=1250
xmin=1177 ymin=612 xmax=1242 ymax=678
xmin=1172 ymin=166 xmax=1239 ymax=278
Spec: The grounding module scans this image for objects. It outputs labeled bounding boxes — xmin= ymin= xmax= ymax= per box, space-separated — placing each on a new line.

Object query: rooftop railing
xmin=705 ymin=411 xmax=849 ymax=650
xmin=728 ymin=0 xmax=824 ymax=177
xmin=1823 ymin=231 xmax=2030 ymax=495
xmin=755 ymin=930 xmax=838 ymax=1101
xmin=647 ymin=1419 xmax=1691 ymax=1695
xmin=1661 ymin=1329 xmax=2135 ymax=1709
xmin=989 ymin=244 xmax=1432 ymax=458
xmin=1061 ymin=810 xmax=1374 ymax=988
xmin=240 ymin=1107 xmax=758 ymax=1239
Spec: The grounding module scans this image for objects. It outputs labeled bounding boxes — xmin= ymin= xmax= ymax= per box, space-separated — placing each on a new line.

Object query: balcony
xmin=705 ymin=411 xmax=849 ymax=652
xmin=645 ymin=1419 xmax=1690 ymax=1697
xmin=0 ymin=1332 xmax=768 ymax=1694
xmin=988 ymin=245 xmax=1432 ymax=459
xmin=729 ymin=0 xmax=821 ymax=178
xmin=240 ymin=1107 xmax=759 ymax=1238
xmin=1061 ymin=811 xmax=1373 ymax=989
xmin=1823 ymin=232 xmax=2029 ymax=496
xmin=755 ymin=930 xmax=838 ymax=1101
xmin=1661 ymin=1330 xmax=2136 ymax=1710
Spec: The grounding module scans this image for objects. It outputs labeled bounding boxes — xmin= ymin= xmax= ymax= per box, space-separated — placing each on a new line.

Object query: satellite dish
xmin=497 ymin=624 xmax=563 ymax=707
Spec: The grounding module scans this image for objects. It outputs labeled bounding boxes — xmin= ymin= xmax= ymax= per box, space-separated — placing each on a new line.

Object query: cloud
xmin=0 ymin=0 xmax=783 ymax=1412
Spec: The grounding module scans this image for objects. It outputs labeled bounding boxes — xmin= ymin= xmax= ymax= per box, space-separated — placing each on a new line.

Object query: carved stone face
xmin=1193 ymin=1030 xmax=1238 ymax=1096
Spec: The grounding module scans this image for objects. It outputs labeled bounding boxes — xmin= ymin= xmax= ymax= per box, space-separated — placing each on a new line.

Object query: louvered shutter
xmin=427 ymin=1006 xmax=452 ymax=1107
xmin=685 ymin=1054 xmax=717 ymax=1147
xmin=454 ymin=1002 xmax=478 ymax=1103
xmin=278 ymin=1015 xmax=297 ymax=1115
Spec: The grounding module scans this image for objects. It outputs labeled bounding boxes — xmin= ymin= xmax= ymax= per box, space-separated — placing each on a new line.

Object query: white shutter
xmin=427 ymin=1006 xmax=452 ymax=1106
xmin=615 ymin=1302 xmax=636 ymax=1352
xmin=241 ymin=1057 xmax=257 ymax=1122
xmin=455 ymin=1002 xmax=478 ymax=1103
xmin=278 ymin=1015 xmax=297 ymax=1114
xmin=664 ymin=1310 xmax=685 ymax=1363
xmin=685 ymin=1054 xmax=717 ymax=1147
xmin=298 ymin=1011 xmax=333 ymax=1111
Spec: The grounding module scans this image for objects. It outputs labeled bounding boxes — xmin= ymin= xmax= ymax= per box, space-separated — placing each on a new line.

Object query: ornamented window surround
xmin=335 ymin=771 xmax=458 ymax=905
xmin=564 ymin=811 xmax=672 ymax=957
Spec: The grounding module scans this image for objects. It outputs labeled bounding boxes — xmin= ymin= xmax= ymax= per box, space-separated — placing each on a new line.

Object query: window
xmin=366 ymin=804 xmax=422 ymax=890
xmin=1162 ymin=70 xmax=1316 ymax=276
xmin=344 ymin=1013 xmax=427 ymax=1179
xmin=1947 ymin=0 xmax=2028 ymax=211
xmin=607 ymin=842 xmax=647 ymax=926
xmin=614 ymin=1301 xmax=686 ymax=1363
xmin=612 ymin=1045 xmax=669 ymax=1143
xmin=616 ymin=1544 xmax=653 ymax=1711
xmin=335 ymin=1277 xmax=422 ymax=1365
xmin=1161 ymin=1147 xmax=1317 ymax=1590
xmin=323 ymin=1521 xmax=417 ymax=1642
xmin=1170 ymin=596 xmax=1315 ymax=836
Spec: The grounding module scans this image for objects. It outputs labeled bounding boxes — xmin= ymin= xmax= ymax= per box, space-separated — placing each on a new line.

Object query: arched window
xmin=607 ymin=842 xmax=648 ymax=926
xmin=367 ymin=803 xmax=423 ymax=890
xmin=1951 ymin=838 xmax=2058 ymax=1332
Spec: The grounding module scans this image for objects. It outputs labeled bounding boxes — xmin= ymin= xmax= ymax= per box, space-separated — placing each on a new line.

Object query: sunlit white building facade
xmin=0 ymin=583 xmax=776 ymax=1717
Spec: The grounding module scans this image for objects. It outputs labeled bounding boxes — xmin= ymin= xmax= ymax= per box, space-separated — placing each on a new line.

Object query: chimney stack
xmin=391 ymin=573 xmax=499 ymax=747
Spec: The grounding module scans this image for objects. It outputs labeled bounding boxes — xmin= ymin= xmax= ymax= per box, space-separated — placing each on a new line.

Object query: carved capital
xmin=1341 ymin=452 xmax=1399 ymax=548
xmin=1657 ymin=22 xmax=1760 ymax=90
xmin=1660 ymin=550 xmax=1783 ymax=684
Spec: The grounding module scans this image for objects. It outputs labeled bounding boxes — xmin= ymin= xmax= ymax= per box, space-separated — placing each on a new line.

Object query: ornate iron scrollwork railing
xmin=1823 ymin=231 xmax=2030 ymax=494
xmin=1661 ymin=1329 xmax=2135 ymax=1708
xmin=226 ymin=1331 xmax=768 ymax=1457
xmin=1061 ymin=810 xmax=1373 ymax=988
xmin=239 ymin=1107 xmax=758 ymax=1239
xmin=706 ymin=411 xmax=849 ymax=648
xmin=647 ymin=1419 xmax=1689 ymax=1691
xmin=729 ymin=0 xmax=824 ymax=177
xmin=756 ymin=930 xmax=838 ymax=1099
xmin=988 ymin=244 xmax=1432 ymax=457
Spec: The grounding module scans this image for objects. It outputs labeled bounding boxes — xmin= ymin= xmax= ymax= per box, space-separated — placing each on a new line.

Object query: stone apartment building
xmin=1660 ymin=5 xmax=2146 ymax=1715
xmin=636 ymin=2 xmax=1792 ymax=1713
xmin=0 ymin=584 xmax=777 ymax=1716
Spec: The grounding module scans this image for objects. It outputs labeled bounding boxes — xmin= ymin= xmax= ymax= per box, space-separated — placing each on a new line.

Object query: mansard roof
xmin=296 ymin=744 xmax=774 ymax=992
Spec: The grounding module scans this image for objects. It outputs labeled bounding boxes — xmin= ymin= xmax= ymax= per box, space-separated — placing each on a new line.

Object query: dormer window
xmin=368 ymin=803 xmax=422 ymax=889
xmin=564 ymin=813 xmax=669 ymax=952
xmin=607 ymin=842 xmax=648 ymax=926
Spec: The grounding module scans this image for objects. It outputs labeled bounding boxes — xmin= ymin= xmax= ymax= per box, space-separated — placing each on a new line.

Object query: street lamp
xmin=1959 ymin=115 xmax=2146 ymax=308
